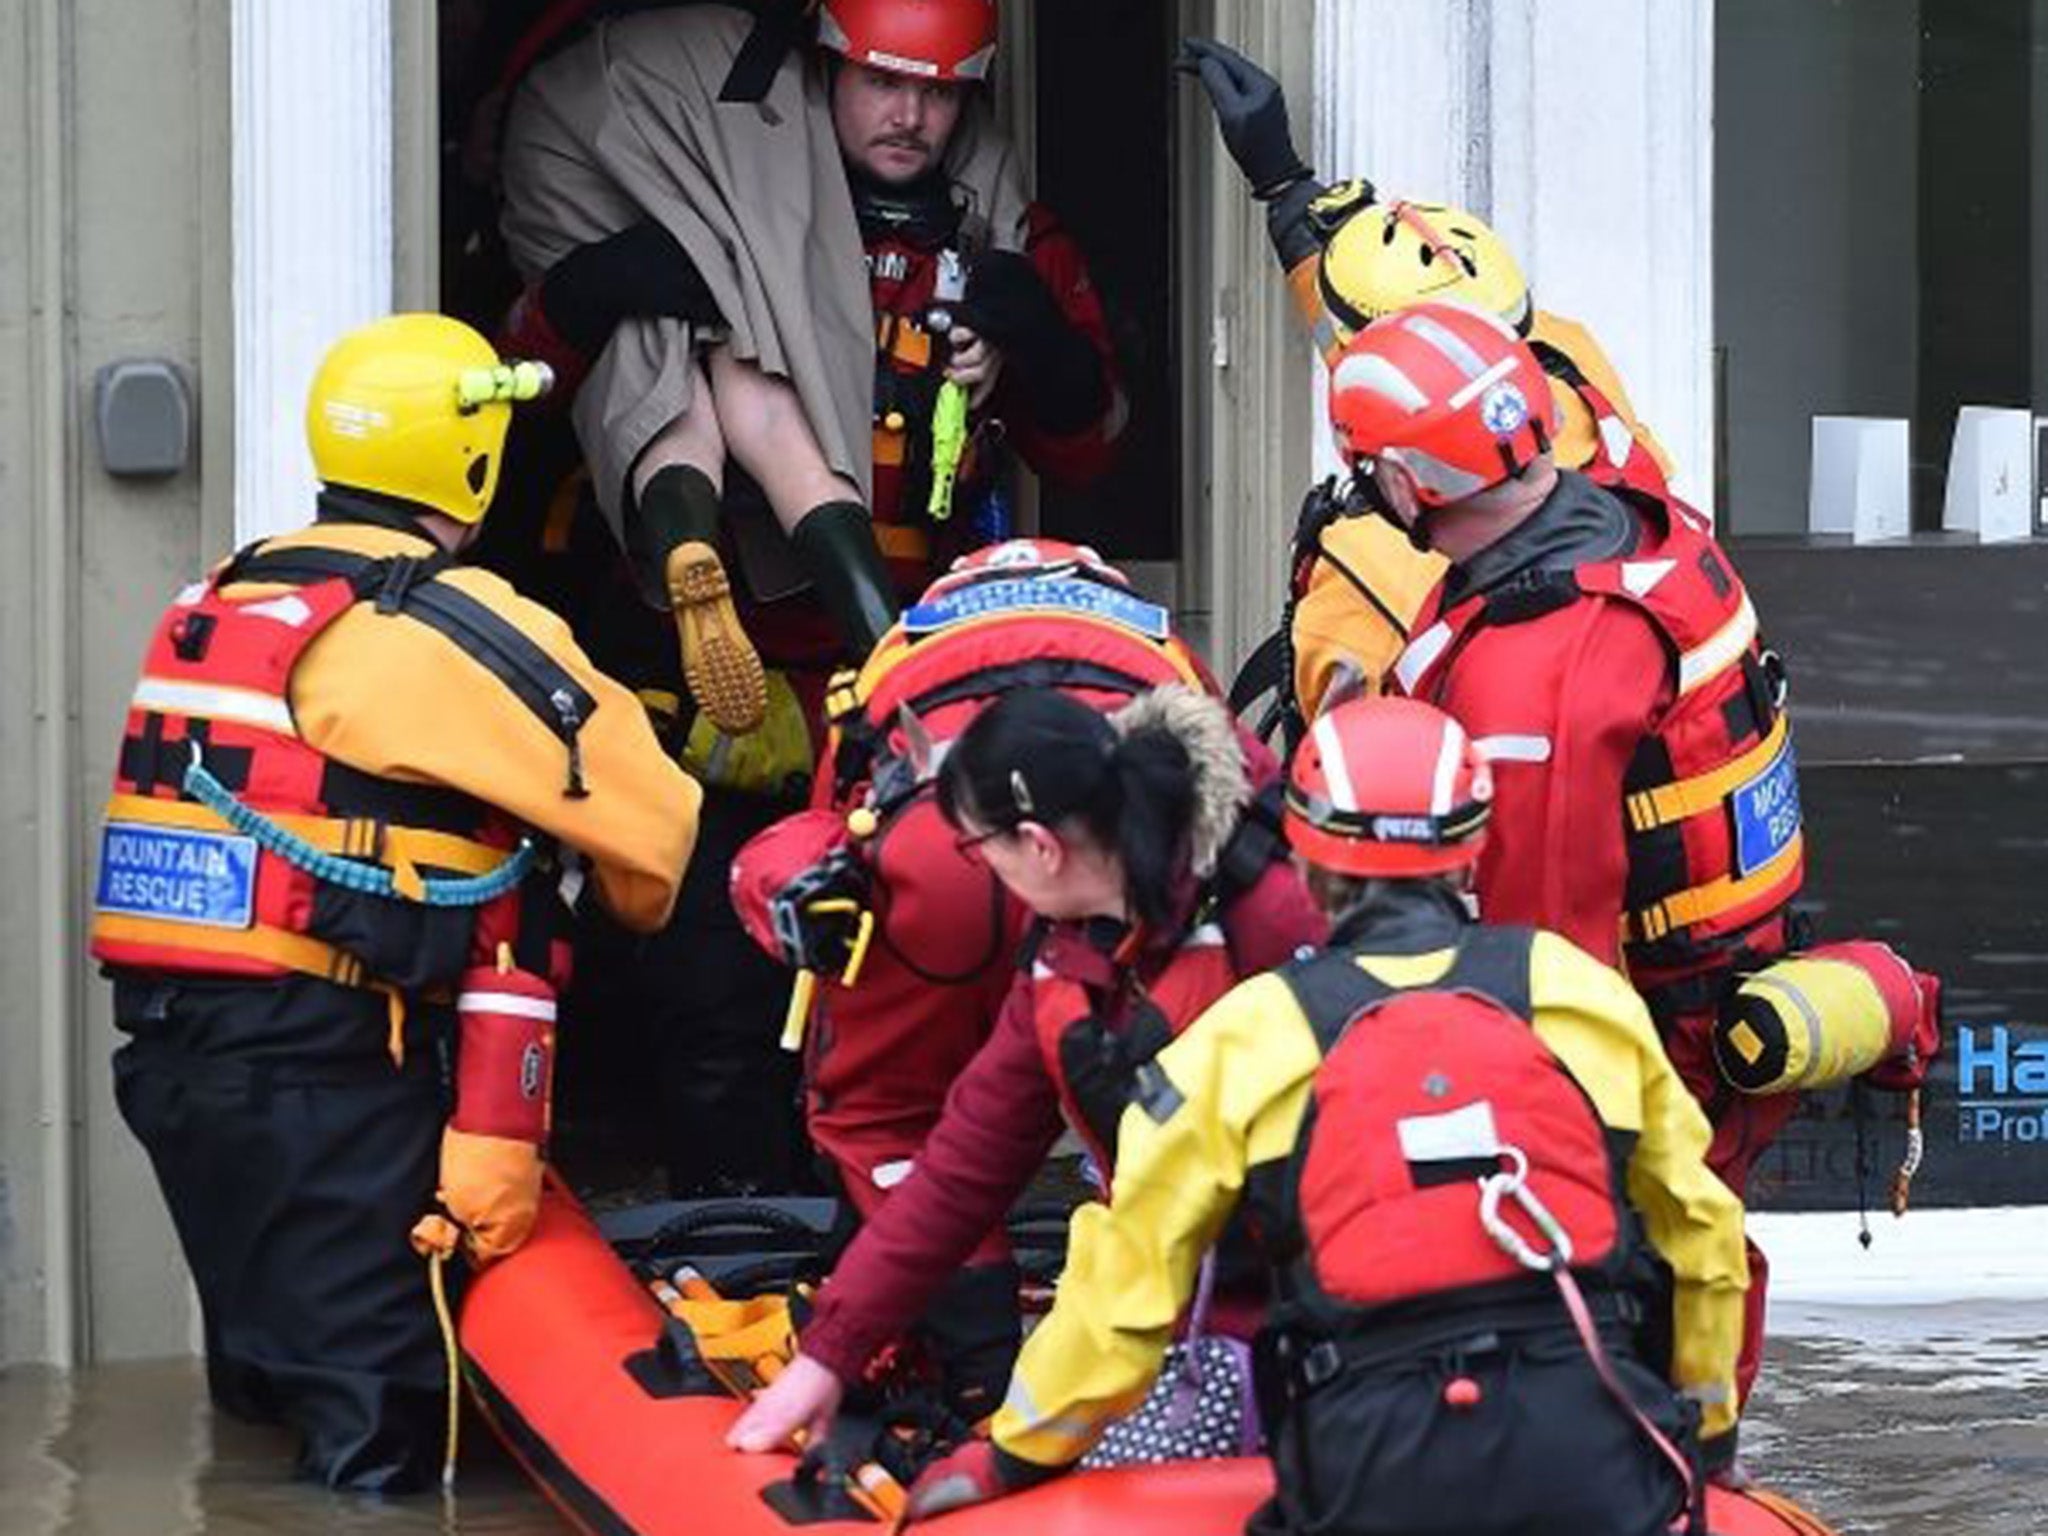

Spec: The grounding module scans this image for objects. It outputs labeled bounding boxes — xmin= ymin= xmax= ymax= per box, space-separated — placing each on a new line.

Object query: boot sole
xmin=669 ymin=543 xmax=767 ymax=736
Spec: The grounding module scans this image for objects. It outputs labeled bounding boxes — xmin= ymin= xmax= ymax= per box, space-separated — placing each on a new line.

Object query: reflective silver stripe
xmin=1312 ymin=712 xmax=1361 ymax=811
xmin=1331 ymin=349 xmax=1430 ymax=414
xmin=1402 ymin=309 xmax=1491 ymax=379
xmin=1429 ymin=715 xmax=1467 ymax=814
xmin=131 ymin=677 xmax=295 ymax=734
xmin=243 ymin=594 xmax=316 ymax=628
xmin=455 ymin=991 xmax=557 ymax=1021
xmin=1473 ymin=733 xmax=1552 ymax=764
xmin=1677 ymin=593 xmax=1757 ymax=696
xmin=1394 ymin=620 xmax=1453 ymax=695
xmin=1742 ymin=973 xmax=1822 ymax=1085
xmin=1619 ymin=558 xmax=1676 ymax=598
xmin=1597 ymin=413 xmax=1637 ymax=469
xmin=1447 ymin=354 xmax=1520 ymax=411
xmin=1000 ymin=1376 xmax=1104 ymax=1443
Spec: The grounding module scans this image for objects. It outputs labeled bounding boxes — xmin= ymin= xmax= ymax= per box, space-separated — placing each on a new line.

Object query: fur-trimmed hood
xmin=1110 ymin=685 xmax=1250 ymax=880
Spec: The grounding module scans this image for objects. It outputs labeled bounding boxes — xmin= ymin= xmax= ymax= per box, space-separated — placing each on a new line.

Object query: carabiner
xmin=1477 ymin=1145 xmax=1574 ymax=1273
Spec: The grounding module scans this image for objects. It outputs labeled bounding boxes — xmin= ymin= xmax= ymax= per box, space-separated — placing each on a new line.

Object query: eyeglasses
xmin=953 ymin=823 xmax=1014 ymax=860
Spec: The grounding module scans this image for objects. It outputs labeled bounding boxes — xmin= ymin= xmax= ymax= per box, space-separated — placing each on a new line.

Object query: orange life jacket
xmin=90 ymin=545 xmax=546 ymax=997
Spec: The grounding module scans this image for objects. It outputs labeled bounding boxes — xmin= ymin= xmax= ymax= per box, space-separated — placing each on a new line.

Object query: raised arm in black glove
xmin=1174 ymin=38 xmax=1311 ymax=199
xmin=1176 ymin=38 xmax=1370 ymax=269
xmin=958 ymin=249 xmax=1109 ymax=437
xmin=538 ymin=221 xmax=725 ymax=358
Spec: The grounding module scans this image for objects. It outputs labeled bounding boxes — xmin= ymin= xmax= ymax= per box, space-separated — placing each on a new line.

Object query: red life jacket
xmin=1258 ymin=926 xmax=1630 ymax=1331
xmin=89 ymin=544 xmax=544 ymax=999
xmin=1398 ymin=489 xmax=1803 ymax=972
xmin=808 ymin=569 xmax=1295 ymax=1164
xmin=813 ymin=568 xmax=1216 ymax=979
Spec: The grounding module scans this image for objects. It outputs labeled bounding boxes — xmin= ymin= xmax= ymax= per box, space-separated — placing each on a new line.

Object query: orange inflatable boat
xmin=460 ymin=1185 xmax=1837 ymax=1536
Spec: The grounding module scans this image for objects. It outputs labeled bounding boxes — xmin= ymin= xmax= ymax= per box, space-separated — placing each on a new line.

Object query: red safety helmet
xmin=921 ymin=537 xmax=1129 ymax=599
xmin=1327 ymin=301 xmax=1557 ymax=508
xmin=817 ymin=0 xmax=998 ymax=83
xmin=1285 ymin=696 xmax=1493 ymax=878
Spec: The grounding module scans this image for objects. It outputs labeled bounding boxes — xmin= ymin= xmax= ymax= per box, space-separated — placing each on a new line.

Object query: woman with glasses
xmin=730 ymin=682 xmax=1322 ymax=1456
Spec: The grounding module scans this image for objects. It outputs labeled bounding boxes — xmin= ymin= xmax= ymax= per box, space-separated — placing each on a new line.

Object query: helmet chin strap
xmin=1401 ymin=509 xmax=1441 ymax=555
xmin=1350 ymin=463 xmax=1440 ymax=553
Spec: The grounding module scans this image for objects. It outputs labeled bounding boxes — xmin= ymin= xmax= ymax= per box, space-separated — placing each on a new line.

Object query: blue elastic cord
xmin=183 ymin=753 xmax=534 ymax=907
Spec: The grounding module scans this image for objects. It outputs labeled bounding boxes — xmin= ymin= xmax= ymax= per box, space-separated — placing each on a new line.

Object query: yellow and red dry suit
xmin=989 ymin=888 xmax=1746 ymax=1529
xmin=91 ymin=505 xmax=695 ymax=1490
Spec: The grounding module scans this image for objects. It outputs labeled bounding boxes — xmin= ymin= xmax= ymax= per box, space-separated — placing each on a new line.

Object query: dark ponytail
xmin=936 ymin=688 xmax=1200 ymax=931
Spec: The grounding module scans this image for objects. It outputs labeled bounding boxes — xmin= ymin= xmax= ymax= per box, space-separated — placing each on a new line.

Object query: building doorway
xmin=433 ymin=0 xmax=1187 ymax=580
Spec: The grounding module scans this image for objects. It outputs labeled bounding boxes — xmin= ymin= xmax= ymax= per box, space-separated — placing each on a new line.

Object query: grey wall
xmin=1716 ymin=0 xmax=1921 ymax=534
xmin=0 ymin=0 xmax=232 ymax=1366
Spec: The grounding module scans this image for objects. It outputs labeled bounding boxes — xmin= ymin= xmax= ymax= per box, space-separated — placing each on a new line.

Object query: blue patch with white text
xmin=903 ymin=578 xmax=1171 ymax=641
xmin=1731 ymin=743 xmax=1802 ymax=876
xmin=95 ymin=821 xmax=258 ymax=930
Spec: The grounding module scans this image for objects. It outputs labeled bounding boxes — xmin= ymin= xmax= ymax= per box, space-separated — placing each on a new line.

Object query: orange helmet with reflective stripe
xmin=817 ymin=0 xmax=998 ymax=83
xmin=1327 ymin=301 xmax=1557 ymax=508
xmin=1285 ymin=696 xmax=1492 ymax=878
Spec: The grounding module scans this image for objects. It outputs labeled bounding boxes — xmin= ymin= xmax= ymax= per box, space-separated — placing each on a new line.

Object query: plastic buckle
xmin=1300 ymin=1340 xmax=1342 ymax=1390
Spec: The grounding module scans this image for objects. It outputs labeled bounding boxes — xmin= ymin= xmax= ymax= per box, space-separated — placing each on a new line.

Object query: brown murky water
xmin=3 ymin=1304 xmax=2041 ymax=1534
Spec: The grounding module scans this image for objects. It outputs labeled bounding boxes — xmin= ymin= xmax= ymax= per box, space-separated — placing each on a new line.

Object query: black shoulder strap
xmin=1437 ymin=924 xmax=1537 ymax=1020
xmin=1480 ymin=566 xmax=1583 ymax=626
xmin=229 ymin=545 xmax=597 ymax=767
xmin=1212 ymin=780 xmax=1288 ymax=909
xmin=1527 ymin=336 xmax=1588 ymax=390
xmin=718 ymin=0 xmax=812 ymax=104
xmin=1280 ymin=925 xmax=1538 ymax=1053
xmin=1278 ymin=949 xmax=1402 ymax=1054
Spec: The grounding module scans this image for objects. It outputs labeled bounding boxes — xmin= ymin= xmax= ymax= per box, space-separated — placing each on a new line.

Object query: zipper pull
xmin=551 ymin=688 xmax=590 ymax=799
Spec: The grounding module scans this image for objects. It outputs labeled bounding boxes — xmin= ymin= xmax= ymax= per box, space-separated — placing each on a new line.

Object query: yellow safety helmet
xmin=305 ymin=313 xmax=552 ymax=525
xmin=1314 ymin=189 xmax=1533 ymax=344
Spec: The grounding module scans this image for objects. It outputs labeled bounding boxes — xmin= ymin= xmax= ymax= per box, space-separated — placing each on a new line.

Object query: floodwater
xmin=2 ymin=1304 xmax=2041 ymax=1535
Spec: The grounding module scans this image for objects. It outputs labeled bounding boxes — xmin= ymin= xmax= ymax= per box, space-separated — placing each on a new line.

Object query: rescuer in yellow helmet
xmin=94 ymin=312 xmax=698 ymax=1492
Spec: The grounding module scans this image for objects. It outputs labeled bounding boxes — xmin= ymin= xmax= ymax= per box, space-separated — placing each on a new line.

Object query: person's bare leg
xmin=629 ymin=362 xmax=766 ymax=735
xmin=705 ymin=349 xmax=898 ymax=658
xmin=703 ymin=348 xmax=860 ymax=528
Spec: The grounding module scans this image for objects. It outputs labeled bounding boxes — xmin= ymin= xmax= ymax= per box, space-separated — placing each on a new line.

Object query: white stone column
xmin=232 ymin=0 xmax=393 ymax=544
xmin=1314 ymin=0 xmax=1716 ymax=514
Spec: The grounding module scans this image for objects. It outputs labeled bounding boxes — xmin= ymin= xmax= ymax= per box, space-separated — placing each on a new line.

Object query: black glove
xmin=539 ymin=222 xmax=724 ymax=357
xmin=958 ymin=250 xmax=1108 ymax=436
xmin=1175 ymin=38 xmax=1311 ymax=198
xmin=768 ymin=849 xmax=870 ymax=975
